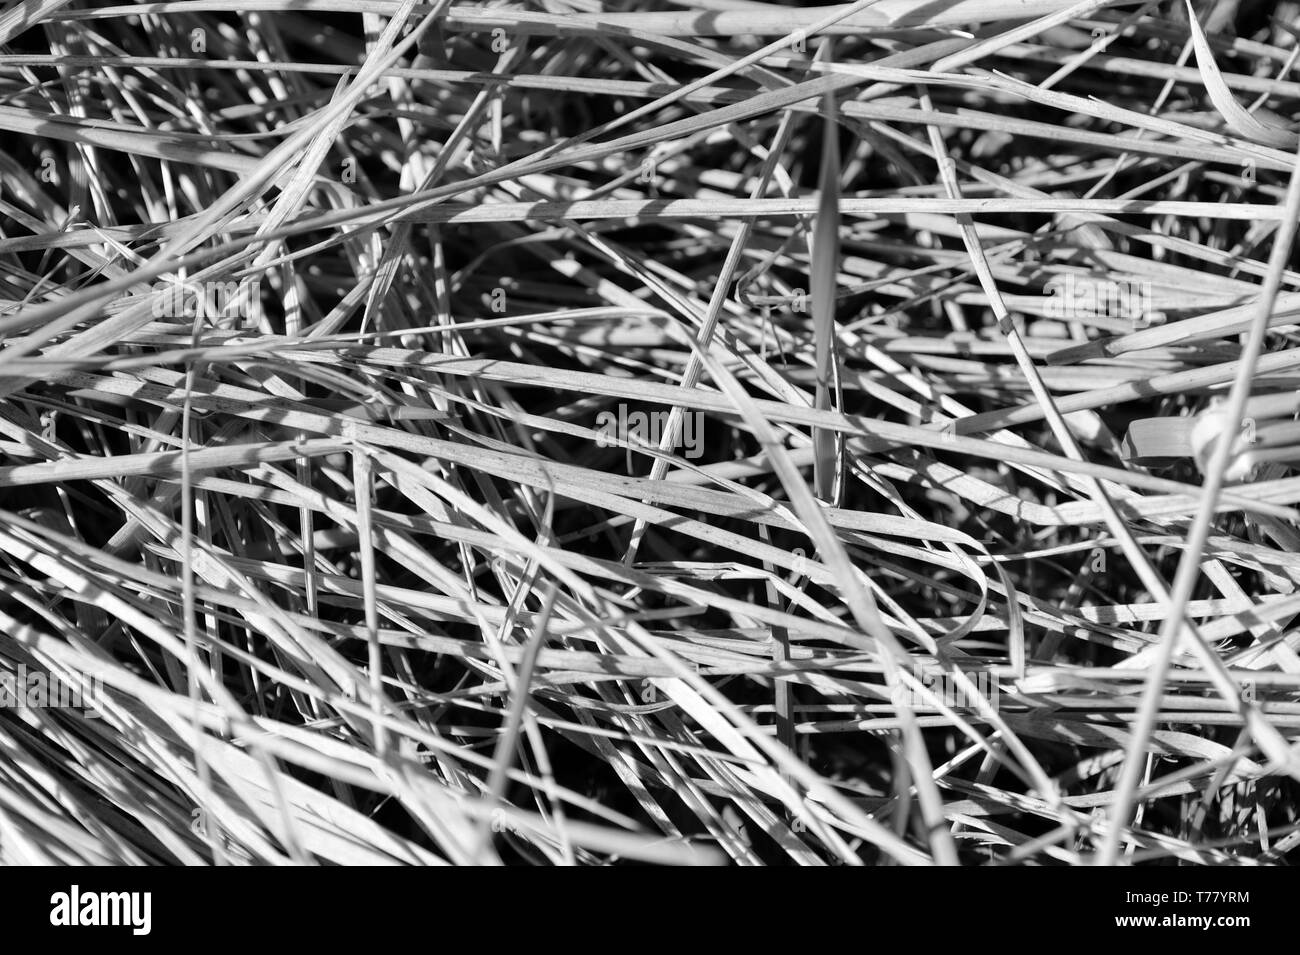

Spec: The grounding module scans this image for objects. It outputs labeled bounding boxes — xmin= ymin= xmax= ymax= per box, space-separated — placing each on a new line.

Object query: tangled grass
xmin=2 ymin=0 xmax=1300 ymax=865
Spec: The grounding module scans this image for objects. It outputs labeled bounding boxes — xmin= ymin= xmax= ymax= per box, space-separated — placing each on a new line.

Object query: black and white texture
xmin=0 ymin=0 xmax=1298 ymax=866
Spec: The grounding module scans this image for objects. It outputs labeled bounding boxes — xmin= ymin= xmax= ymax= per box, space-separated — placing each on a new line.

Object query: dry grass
xmin=2 ymin=0 xmax=1300 ymax=865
